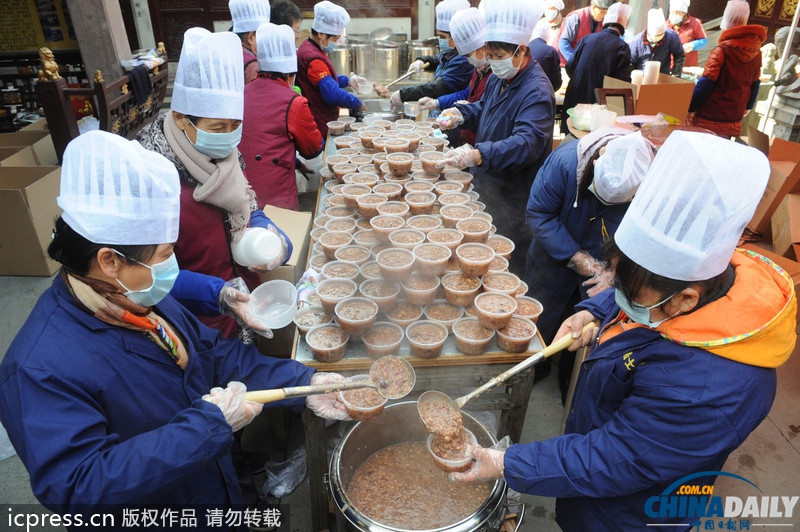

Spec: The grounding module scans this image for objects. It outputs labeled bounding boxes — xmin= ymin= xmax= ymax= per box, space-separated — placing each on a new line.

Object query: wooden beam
xmin=66 ymin=0 xmax=132 ymax=81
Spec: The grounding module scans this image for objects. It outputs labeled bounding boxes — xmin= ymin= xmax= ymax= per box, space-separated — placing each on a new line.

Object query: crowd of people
xmin=0 ymin=0 xmax=794 ymax=531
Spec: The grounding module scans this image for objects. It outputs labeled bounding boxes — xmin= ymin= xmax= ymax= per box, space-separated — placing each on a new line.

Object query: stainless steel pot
xmin=372 ymin=41 xmax=403 ymax=84
xmin=349 ymin=37 xmax=372 ymax=77
xmin=408 ymin=38 xmax=438 ymax=82
xmin=329 ymin=401 xmax=507 ymax=532
xmin=327 ymin=45 xmax=352 ymax=77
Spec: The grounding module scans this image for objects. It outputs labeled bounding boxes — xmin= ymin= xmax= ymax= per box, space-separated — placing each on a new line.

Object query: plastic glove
xmin=203 ymin=381 xmax=263 ymax=432
xmin=390 ymin=91 xmax=403 ymax=107
xmin=449 ymin=435 xmax=511 ymax=483
xmin=407 ymin=59 xmax=425 ymax=75
xmin=418 ymin=97 xmax=439 ymax=111
xmin=583 ymin=267 xmax=614 ymax=298
xmin=437 ymin=107 xmax=464 ymax=130
xmin=683 ymin=42 xmax=693 ymax=54
xmin=437 ymin=143 xmax=479 ymax=170
xmin=348 ymin=72 xmax=368 ymax=93
xmin=218 ymin=277 xmax=274 ymax=339
xmin=566 ymin=250 xmax=604 ymax=279
xmin=305 ymin=372 xmax=351 ymax=421
xmin=553 ymin=310 xmax=601 ymax=352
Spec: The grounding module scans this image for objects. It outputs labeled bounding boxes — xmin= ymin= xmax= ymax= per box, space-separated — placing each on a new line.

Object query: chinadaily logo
xmin=644 ymin=471 xmax=799 ymax=530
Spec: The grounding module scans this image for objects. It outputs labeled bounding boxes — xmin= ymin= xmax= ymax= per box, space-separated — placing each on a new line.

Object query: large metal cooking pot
xmin=372 ymin=41 xmax=403 ymax=84
xmin=349 ymin=37 xmax=372 ymax=76
xmin=408 ymin=38 xmax=438 ymax=82
xmin=330 ymin=401 xmax=507 ymax=531
xmin=327 ymin=45 xmax=352 ymax=77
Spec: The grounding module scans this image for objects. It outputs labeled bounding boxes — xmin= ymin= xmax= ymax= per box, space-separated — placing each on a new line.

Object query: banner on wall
xmin=0 ymin=0 xmax=78 ymax=53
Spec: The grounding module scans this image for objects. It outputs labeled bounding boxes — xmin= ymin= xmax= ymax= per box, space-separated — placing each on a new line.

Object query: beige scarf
xmin=163 ymin=112 xmax=255 ymax=243
xmin=64 ymin=271 xmax=189 ymax=369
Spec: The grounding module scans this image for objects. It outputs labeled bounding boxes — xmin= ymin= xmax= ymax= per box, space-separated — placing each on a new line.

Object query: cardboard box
xmin=0 ymin=166 xmax=62 ymax=276
xmin=20 ymin=118 xmax=49 ymax=132
xmin=771 ymin=193 xmax=800 ymax=259
xmin=0 ymin=131 xmax=58 ymax=166
xmin=603 ymin=74 xmax=695 ymax=121
xmin=0 ymin=146 xmax=37 ymax=167
xmin=748 ymin=137 xmax=800 ymax=237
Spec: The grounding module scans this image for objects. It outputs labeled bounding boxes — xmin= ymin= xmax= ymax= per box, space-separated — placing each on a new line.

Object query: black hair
xmin=311 ymin=28 xmax=338 ymax=39
xmin=271 ymin=0 xmax=302 ymax=27
xmin=486 ymin=41 xmax=531 ymax=57
xmin=235 ymin=31 xmax=253 ymax=43
xmin=259 ymin=71 xmax=294 ymax=81
xmin=605 ymin=237 xmax=734 ymax=312
xmin=603 ymin=22 xmax=625 ymax=34
xmin=48 ymin=217 xmax=157 ymax=276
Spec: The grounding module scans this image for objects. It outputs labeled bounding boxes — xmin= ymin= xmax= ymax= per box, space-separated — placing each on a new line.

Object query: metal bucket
xmin=329 ymin=401 xmax=507 ymax=531
xmin=372 ymin=41 xmax=403 ymax=83
xmin=327 ymin=45 xmax=352 ymax=77
xmin=349 ymin=37 xmax=372 ymax=77
xmin=408 ymin=39 xmax=438 ymax=82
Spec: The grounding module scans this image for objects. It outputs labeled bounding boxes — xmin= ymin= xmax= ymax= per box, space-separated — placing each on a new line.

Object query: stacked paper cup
xmin=643 ymin=61 xmax=660 ymax=85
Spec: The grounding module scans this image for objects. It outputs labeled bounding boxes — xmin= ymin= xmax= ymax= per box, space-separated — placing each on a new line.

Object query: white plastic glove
xmin=418 ymin=97 xmax=439 ymax=111
xmin=348 ymin=72 xmax=368 ymax=93
xmin=203 ymin=381 xmax=263 ymax=432
xmin=437 ymin=143 xmax=479 ymax=170
xmin=390 ymin=91 xmax=403 ymax=107
xmin=583 ymin=267 xmax=614 ymax=298
xmin=449 ymin=435 xmax=510 ymax=483
xmin=566 ymin=250 xmax=604 ymax=279
xmin=683 ymin=42 xmax=693 ymax=54
xmin=437 ymin=107 xmax=464 ymax=130
xmin=305 ymin=372 xmax=351 ymax=421
xmin=407 ymin=59 xmax=425 ymax=75
xmin=218 ymin=277 xmax=274 ymax=339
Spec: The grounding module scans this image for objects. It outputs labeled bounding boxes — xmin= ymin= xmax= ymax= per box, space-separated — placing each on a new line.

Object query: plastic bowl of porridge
xmin=419 ymin=151 xmax=445 ymax=173
xmin=321 ymin=260 xmax=361 ymax=282
xmin=306 ymin=323 xmax=349 ymax=363
xmin=370 ymin=214 xmax=406 ymax=244
xmin=474 ymin=292 xmax=518 ymax=330
xmin=423 ymin=299 xmax=464 ymax=333
xmin=316 ymin=278 xmax=358 ymax=313
xmin=359 ymin=278 xmax=402 ymax=312
xmin=455 ymin=243 xmax=495 ymax=277
xmin=294 ymin=305 xmax=334 ymax=337
xmin=335 ymin=297 xmax=379 ymax=336
xmin=376 ymin=248 xmax=416 ymax=282
xmin=441 ymin=272 xmax=482 ymax=307
xmin=427 ymin=428 xmax=477 ymax=472
xmin=481 ymin=271 xmax=521 ymax=297
xmin=412 ymin=243 xmax=451 ymax=277
xmin=401 ymin=274 xmax=441 ymax=306
xmin=339 ymin=374 xmax=388 ymax=421
xmin=405 ymin=320 xmax=449 ymax=359
xmin=361 ymin=321 xmax=405 ymax=359
xmin=385 ymin=300 xmax=424 ymax=329
xmin=451 ymin=317 xmax=495 ymax=356
xmin=514 ymin=296 xmax=544 ymax=323
xmin=456 ymin=217 xmax=492 ymax=244
xmin=496 ymin=316 xmax=537 ymax=353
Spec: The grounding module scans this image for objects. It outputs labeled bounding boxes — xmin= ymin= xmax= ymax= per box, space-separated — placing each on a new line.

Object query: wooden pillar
xmin=36 ymin=78 xmax=80 ymax=165
xmin=66 ymin=0 xmax=132 ymax=81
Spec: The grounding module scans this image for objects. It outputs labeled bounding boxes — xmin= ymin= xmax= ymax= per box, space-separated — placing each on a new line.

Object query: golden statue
xmin=37 ymin=47 xmax=61 ymax=81
xmin=93 ymin=70 xmax=104 ymax=84
xmin=157 ymin=42 xmax=166 ymax=55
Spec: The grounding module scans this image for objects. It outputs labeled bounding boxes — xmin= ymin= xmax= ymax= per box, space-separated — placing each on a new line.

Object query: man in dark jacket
xmin=530 ymin=23 xmax=562 ymax=92
xmin=630 ymin=8 xmax=685 ymax=76
xmin=562 ymin=3 xmax=632 ymax=128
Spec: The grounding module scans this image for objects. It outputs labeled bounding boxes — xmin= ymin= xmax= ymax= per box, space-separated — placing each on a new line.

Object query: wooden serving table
xmin=297 ymin=130 xmax=545 ymax=531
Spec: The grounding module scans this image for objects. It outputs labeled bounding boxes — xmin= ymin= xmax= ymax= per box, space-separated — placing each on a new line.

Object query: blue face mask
xmin=187 ymin=119 xmax=242 ymax=159
xmin=614 ymin=288 xmax=679 ymax=328
xmin=321 ymin=38 xmax=337 ymax=52
xmin=438 ymin=38 xmax=452 ymax=53
xmin=115 ymin=252 xmax=179 ymax=307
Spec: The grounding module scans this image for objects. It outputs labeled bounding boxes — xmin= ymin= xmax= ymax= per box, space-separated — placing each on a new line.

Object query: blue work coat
xmin=455 ymin=59 xmax=555 ymax=275
xmin=630 ymin=29 xmax=685 ymax=75
xmin=529 ymin=38 xmax=562 ymax=92
xmin=523 ymin=140 xmax=628 ymax=341
xmin=504 ymin=286 xmax=781 ymax=531
xmin=399 ymin=49 xmax=474 ymax=102
xmin=0 ymin=274 xmax=314 ymax=527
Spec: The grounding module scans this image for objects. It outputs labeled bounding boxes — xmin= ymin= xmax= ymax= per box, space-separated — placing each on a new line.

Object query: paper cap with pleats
xmin=485 ymin=0 xmax=544 ymax=46
xmin=450 ymin=7 xmax=486 ymax=55
xmin=671 ymin=0 xmax=690 ymax=13
xmin=593 ymin=132 xmax=654 ymax=205
xmin=544 ymin=0 xmax=565 ymax=11
xmin=229 ymin=0 xmax=271 ymax=33
xmin=647 ymin=8 xmax=667 ymax=35
xmin=615 ymin=131 xmax=770 ymax=281
xmin=604 ymin=3 xmax=632 ymax=28
xmin=721 ymin=0 xmax=750 ymax=30
xmin=312 ymin=1 xmax=349 ymax=36
xmin=171 ymin=28 xmax=244 ymax=120
xmin=437 ymin=0 xmax=471 ymax=32
xmin=257 ymin=22 xmax=297 ymax=73
xmin=58 ymin=130 xmax=180 ymax=245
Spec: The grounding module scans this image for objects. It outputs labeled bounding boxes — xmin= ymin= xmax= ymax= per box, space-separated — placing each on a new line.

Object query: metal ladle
xmin=418 ymin=323 xmax=597 ymax=429
xmin=244 ymin=355 xmax=416 ymax=404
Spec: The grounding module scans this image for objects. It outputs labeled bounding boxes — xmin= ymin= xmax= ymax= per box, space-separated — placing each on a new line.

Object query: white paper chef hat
xmin=485 ymin=0 xmax=544 ymax=46
xmin=531 ymin=20 xmax=551 ymax=42
xmin=615 ymin=131 xmax=769 ymax=281
xmin=312 ymin=1 xmax=350 ymax=36
xmin=437 ymin=0 xmax=471 ymax=33
xmin=544 ymin=0 xmax=565 ymax=11
xmin=593 ymin=132 xmax=654 ymax=205
xmin=721 ymin=0 xmax=750 ymax=30
xmin=171 ymin=28 xmax=244 ymax=120
xmin=450 ymin=8 xmax=487 ymax=55
xmin=604 ymin=3 xmax=632 ymax=28
xmin=647 ymin=8 xmax=667 ymax=35
xmin=58 ymin=131 xmax=180 ymax=245
xmin=671 ymin=0 xmax=690 ymax=13
xmin=229 ymin=0 xmax=271 ymax=33
xmin=257 ymin=23 xmax=297 ymax=73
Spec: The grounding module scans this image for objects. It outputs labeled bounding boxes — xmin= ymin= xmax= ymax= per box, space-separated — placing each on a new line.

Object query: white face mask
xmin=648 ymin=32 xmax=665 ymax=44
xmin=488 ymin=45 xmax=521 ymax=80
xmin=545 ymin=8 xmax=560 ymax=22
xmin=467 ymin=51 xmax=489 ymax=69
xmin=669 ymin=13 xmax=684 ymax=25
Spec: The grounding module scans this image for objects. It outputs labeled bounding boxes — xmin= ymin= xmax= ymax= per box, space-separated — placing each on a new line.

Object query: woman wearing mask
xmin=665 ymin=0 xmax=707 ymax=68
xmin=417 ymin=7 xmax=492 ymax=147
xmin=437 ymin=0 xmax=556 ymax=276
xmin=388 ymin=0 xmax=474 ymax=109
xmin=533 ymin=0 xmax=565 ymax=49
xmin=295 ymin=1 xmax=367 ymax=138
xmin=452 ymin=131 xmax=796 ymax=530
xmin=137 ymin=28 xmax=293 ymax=339
xmin=0 ymin=131 xmax=349 ymax=525
xmin=229 ymin=0 xmax=271 ymax=85
xmin=239 ymin=23 xmax=323 ymax=211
